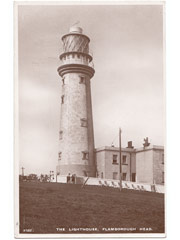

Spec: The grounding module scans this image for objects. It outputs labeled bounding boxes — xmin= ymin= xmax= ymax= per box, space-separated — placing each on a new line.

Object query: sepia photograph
xmin=14 ymin=1 xmax=165 ymax=238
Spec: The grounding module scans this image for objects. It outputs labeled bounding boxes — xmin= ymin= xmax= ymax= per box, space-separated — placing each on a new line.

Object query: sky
xmin=18 ymin=3 xmax=164 ymax=175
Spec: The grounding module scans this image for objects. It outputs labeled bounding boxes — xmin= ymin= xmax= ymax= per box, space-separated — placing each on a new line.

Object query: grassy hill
xmin=19 ymin=182 xmax=164 ymax=234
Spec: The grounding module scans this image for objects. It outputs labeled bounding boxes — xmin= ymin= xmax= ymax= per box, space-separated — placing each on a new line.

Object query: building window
xmin=113 ymin=172 xmax=118 ymax=180
xmin=122 ymin=173 xmax=127 ymax=181
xmin=72 ymin=53 xmax=75 ymax=58
xmin=82 ymin=151 xmax=88 ymax=160
xmin=79 ymin=76 xmax=86 ymax=84
xmin=62 ymin=77 xmax=65 ymax=85
xmin=112 ymin=155 xmax=118 ymax=164
xmin=162 ymin=153 xmax=164 ymax=164
xmin=80 ymin=118 xmax=87 ymax=127
xmin=77 ymin=54 xmax=80 ymax=58
xmin=101 ymin=172 xmax=103 ymax=179
xmin=122 ymin=155 xmax=127 ymax=164
xmin=59 ymin=130 xmax=63 ymax=140
xmin=61 ymin=95 xmax=64 ymax=104
xmin=58 ymin=152 xmax=62 ymax=160
xmin=162 ymin=172 xmax=164 ymax=183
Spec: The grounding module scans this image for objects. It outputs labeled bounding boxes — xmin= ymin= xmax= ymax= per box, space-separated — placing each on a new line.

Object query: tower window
xmin=162 ymin=153 xmax=164 ymax=164
xmin=59 ymin=130 xmax=63 ymax=140
xmin=79 ymin=76 xmax=86 ymax=84
xmin=162 ymin=172 xmax=164 ymax=183
xmin=80 ymin=118 xmax=87 ymax=127
xmin=82 ymin=151 xmax=89 ymax=160
xmin=58 ymin=152 xmax=62 ymax=160
xmin=72 ymin=53 xmax=75 ymax=58
xmin=77 ymin=54 xmax=80 ymax=59
xmin=122 ymin=155 xmax=127 ymax=164
xmin=112 ymin=155 xmax=118 ymax=164
xmin=61 ymin=95 xmax=64 ymax=104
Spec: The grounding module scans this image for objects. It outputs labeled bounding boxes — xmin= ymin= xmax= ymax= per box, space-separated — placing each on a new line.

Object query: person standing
xmin=67 ymin=173 xmax=71 ymax=183
xmin=72 ymin=174 xmax=75 ymax=184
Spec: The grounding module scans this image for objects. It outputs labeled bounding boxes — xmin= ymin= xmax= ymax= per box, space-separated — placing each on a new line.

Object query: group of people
xmin=67 ymin=173 xmax=76 ymax=184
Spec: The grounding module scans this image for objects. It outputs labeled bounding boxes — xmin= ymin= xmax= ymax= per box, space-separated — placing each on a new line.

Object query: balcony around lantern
xmin=59 ymin=51 xmax=94 ymax=69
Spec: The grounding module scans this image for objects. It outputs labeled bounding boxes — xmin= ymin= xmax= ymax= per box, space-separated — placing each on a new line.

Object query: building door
xmin=132 ymin=173 xmax=136 ymax=182
xmin=122 ymin=173 xmax=127 ymax=181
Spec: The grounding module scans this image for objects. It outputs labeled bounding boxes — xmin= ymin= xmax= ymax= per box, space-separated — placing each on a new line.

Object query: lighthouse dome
xmin=69 ymin=26 xmax=83 ymax=34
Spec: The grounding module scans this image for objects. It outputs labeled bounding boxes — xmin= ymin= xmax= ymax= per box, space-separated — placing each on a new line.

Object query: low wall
xmin=56 ymin=175 xmax=165 ymax=193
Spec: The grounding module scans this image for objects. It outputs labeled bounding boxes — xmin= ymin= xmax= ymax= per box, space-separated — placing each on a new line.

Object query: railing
xmin=59 ymin=55 xmax=94 ymax=69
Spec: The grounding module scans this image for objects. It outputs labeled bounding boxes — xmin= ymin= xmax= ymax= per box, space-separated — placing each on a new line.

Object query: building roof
xmin=95 ymin=145 xmax=164 ymax=153
xmin=95 ymin=146 xmax=135 ymax=153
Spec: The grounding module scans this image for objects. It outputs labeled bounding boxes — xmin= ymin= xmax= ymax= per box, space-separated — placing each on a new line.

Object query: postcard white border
xmin=14 ymin=1 xmax=166 ymax=239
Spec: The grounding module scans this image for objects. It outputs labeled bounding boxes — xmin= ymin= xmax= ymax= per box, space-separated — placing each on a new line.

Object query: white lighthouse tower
xmin=56 ymin=26 xmax=96 ymax=177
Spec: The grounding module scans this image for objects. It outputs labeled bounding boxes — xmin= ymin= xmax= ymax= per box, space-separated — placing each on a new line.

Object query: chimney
xmin=127 ymin=141 xmax=134 ymax=149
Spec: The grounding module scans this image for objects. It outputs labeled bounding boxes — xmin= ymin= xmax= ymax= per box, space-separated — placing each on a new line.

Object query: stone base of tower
xmin=56 ymin=164 xmax=96 ymax=177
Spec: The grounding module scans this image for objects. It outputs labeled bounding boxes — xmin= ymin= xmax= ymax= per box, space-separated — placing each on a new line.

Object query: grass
xmin=19 ymin=182 xmax=165 ymax=234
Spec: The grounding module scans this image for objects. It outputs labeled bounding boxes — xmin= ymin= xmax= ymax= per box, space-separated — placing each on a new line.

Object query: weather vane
xmin=72 ymin=21 xmax=80 ymax=27
xmin=143 ymin=137 xmax=150 ymax=147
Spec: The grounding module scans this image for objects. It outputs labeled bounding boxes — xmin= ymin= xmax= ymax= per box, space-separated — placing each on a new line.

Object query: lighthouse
xmin=56 ymin=26 xmax=96 ymax=177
